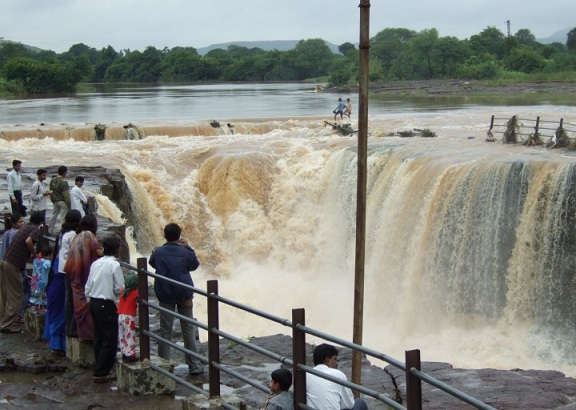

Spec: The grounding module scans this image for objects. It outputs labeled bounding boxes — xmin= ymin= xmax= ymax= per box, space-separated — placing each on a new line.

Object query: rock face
xmin=1 ymin=165 xmax=133 ymax=262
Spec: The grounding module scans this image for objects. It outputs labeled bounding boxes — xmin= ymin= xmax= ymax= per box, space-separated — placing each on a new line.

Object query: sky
xmin=0 ymin=0 xmax=574 ymax=53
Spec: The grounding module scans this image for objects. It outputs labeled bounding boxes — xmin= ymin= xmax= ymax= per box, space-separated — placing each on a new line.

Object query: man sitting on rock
xmin=306 ymin=343 xmax=368 ymax=410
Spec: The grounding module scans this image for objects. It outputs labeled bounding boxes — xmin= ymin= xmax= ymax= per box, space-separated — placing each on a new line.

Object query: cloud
xmin=1 ymin=0 xmax=573 ymax=53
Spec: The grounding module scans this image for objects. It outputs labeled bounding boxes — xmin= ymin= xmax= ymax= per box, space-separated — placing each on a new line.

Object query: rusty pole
xmin=352 ymin=0 xmax=370 ymax=392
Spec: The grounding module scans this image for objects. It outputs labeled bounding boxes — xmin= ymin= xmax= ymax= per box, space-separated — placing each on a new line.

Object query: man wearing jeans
xmin=149 ymin=223 xmax=204 ymax=375
xmin=48 ymin=165 xmax=70 ymax=234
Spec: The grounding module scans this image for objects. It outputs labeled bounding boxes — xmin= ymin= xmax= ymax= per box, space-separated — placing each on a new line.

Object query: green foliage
xmin=567 ymin=28 xmax=576 ymax=51
xmin=1 ymin=23 xmax=576 ymax=96
xmin=2 ymin=57 xmax=80 ymax=93
xmin=338 ymin=42 xmax=356 ymax=56
xmin=504 ymin=47 xmax=546 ymax=73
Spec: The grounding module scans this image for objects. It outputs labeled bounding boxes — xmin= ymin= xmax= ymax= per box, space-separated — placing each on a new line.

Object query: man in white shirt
xmin=70 ymin=176 xmax=89 ymax=217
xmin=29 ymin=169 xmax=51 ymax=223
xmin=306 ymin=343 xmax=368 ymax=410
xmin=7 ymin=159 xmax=25 ymax=216
xmin=85 ymin=235 xmax=124 ymax=383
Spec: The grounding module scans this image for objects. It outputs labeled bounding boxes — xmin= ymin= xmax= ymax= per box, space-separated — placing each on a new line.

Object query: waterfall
xmin=4 ymin=115 xmax=576 ymax=374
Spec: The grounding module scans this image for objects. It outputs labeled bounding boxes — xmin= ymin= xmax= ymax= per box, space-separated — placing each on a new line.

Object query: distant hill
xmin=537 ymin=28 xmax=571 ymax=44
xmin=0 ymin=38 xmax=44 ymax=53
xmin=197 ymin=40 xmax=341 ymax=55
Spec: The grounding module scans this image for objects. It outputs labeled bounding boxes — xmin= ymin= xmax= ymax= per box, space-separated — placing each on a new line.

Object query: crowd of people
xmin=1 ymin=160 xmax=368 ymax=406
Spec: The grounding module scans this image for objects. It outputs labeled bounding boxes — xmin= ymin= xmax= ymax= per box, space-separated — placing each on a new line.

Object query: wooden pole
xmin=352 ymin=0 xmax=370 ymax=393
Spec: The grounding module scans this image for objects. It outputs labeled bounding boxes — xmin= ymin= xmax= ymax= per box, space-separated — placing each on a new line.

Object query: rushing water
xmin=2 ymin=83 xmax=576 ymax=376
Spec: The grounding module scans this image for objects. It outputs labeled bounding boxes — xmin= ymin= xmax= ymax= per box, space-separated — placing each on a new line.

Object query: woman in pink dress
xmin=63 ymin=214 xmax=103 ymax=343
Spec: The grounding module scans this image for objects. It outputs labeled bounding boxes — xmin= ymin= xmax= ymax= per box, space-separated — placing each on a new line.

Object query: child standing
xmin=30 ymin=245 xmax=53 ymax=310
xmin=85 ymin=235 xmax=124 ymax=383
xmin=118 ymin=273 xmax=139 ymax=363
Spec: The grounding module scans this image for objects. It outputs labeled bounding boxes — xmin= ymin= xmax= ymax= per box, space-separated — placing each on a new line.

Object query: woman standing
xmin=44 ymin=210 xmax=81 ymax=354
xmin=63 ymin=214 xmax=103 ymax=343
xmin=0 ymin=213 xmax=25 ymax=326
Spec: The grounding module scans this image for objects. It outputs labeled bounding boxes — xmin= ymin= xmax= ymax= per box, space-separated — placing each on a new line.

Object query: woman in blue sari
xmin=44 ymin=210 xmax=81 ymax=355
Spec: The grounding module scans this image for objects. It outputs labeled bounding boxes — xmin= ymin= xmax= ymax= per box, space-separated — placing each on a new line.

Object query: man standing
xmin=333 ymin=98 xmax=347 ymax=121
xmin=0 ymin=211 xmax=44 ymax=333
xmin=149 ymin=223 xmax=204 ymax=375
xmin=48 ymin=165 xmax=70 ymax=234
xmin=306 ymin=343 xmax=368 ymax=410
xmin=30 ymin=168 xmax=51 ymax=223
xmin=7 ymin=159 xmax=26 ymax=216
xmin=70 ymin=176 xmax=89 ymax=217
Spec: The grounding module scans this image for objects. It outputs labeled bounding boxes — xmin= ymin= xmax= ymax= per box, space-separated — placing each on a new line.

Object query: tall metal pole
xmin=351 ymin=0 xmax=370 ymax=391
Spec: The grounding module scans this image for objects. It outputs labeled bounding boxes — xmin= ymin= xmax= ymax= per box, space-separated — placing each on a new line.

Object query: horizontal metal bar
xmin=142 ymin=329 xmax=207 ymax=364
xmin=210 ymin=328 xmax=294 ymax=367
xmin=299 ymin=364 xmax=405 ymax=410
xmin=411 ymin=368 xmax=497 ymax=410
xmin=149 ymin=362 xmax=206 ymax=395
xmin=211 ymin=361 xmax=269 ymax=394
xmin=208 ymin=293 xmax=293 ymax=327
xmin=145 ymin=300 xmax=209 ymax=332
xmin=295 ymin=324 xmax=406 ymax=370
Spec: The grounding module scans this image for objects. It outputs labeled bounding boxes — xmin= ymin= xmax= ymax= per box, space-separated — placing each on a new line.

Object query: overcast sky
xmin=1 ymin=0 xmax=574 ymax=53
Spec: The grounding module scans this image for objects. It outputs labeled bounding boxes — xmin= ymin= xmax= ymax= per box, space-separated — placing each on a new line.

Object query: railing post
xmin=207 ymin=280 xmax=221 ymax=398
xmin=489 ymin=115 xmax=494 ymax=131
xmin=535 ymin=116 xmax=540 ymax=135
xmin=406 ymin=349 xmax=422 ymax=410
xmin=292 ymin=308 xmax=306 ymax=409
xmin=137 ymin=257 xmax=150 ymax=360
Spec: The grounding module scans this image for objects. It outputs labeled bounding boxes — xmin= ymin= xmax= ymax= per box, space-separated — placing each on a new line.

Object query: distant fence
xmin=117 ymin=257 xmax=497 ymax=410
xmin=487 ymin=115 xmax=576 ymax=146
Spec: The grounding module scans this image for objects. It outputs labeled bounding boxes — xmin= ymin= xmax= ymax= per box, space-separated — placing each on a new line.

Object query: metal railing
xmin=118 ymin=257 xmax=497 ymax=410
xmin=487 ymin=115 xmax=576 ymax=144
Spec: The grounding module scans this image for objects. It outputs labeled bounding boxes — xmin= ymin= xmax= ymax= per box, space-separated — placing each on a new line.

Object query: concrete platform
xmin=66 ymin=336 xmax=95 ymax=367
xmin=117 ymin=356 xmax=176 ymax=396
xmin=24 ymin=306 xmax=46 ymax=341
xmin=182 ymin=393 xmax=247 ymax=410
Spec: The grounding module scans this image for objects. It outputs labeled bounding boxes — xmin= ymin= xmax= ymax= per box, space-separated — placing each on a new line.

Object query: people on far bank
xmin=149 ymin=222 xmax=204 ymax=375
xmin=7 ymin=159 xmax=27 ymax=216
xmin=30 ymin=168 xmax=51 ymax=223
xmin=70 ymin=176 xmax=89 ymax=217
xmin=261 ymin=368 xmax=294 ymax=410
xmin=306 ymin=343 xmax=368 ymax=410
xmin=333 ymin=98 xmax=347 ymax=121
xmin=48 ymin=165 xmax=70 ymax=234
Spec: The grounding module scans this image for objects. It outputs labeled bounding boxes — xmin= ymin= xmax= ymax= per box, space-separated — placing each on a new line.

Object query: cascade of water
xmin=3 ymin=113 xmax=576 ymax=375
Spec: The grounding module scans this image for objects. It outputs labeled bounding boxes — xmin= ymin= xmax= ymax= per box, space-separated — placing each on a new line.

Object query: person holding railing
xmin=149 ymin=222 xmax=204 ymax=376
xmin=306 ymin=343 xmax=368 ymax=410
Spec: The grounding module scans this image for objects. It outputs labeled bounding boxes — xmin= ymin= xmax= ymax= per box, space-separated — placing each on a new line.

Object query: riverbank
xmin=332 ymin=79 xmax=576 ymax=96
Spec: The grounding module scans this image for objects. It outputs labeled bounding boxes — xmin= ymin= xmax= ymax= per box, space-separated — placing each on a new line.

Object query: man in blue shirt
xmin=149 ymin=223 xmax=204 ymax=375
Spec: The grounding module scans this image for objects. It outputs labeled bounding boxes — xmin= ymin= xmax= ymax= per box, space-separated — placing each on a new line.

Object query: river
xmin=2 ymin=83 xmax=576 ymax=377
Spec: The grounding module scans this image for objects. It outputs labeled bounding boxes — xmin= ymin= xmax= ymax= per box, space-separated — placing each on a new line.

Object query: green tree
xmin=468 ymin=26 xmax=506 ymax=59
xmin=93 ymin=45 xmax=118 ymax=82
xmin=567 ymin=27 xmax=576 ymax=51
xmin=338 ymin=42 xmax=356 ymax=56
xmin=514 ymin=29 xmax=536 ymax=46
xmin=407 ymin=28 xmax=439 ymax=79
xmin=430 ymin=36 xmax=471 ymax=78
xmin=3 ymin=57 xmax=79 ymax=93
xmin=504 ymin=47 xmax=546 ymax=73
xmin=0 ymin=42 xmax=32 ymax=68
xmin=291 ymin=39 xmax=335 ymax=79
xmin=371 ymin=28 xmax=417 ymax=71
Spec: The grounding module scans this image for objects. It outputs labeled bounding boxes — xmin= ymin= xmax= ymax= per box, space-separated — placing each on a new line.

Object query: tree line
xmin=1 ymin=26 xmax=576 ymax=95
